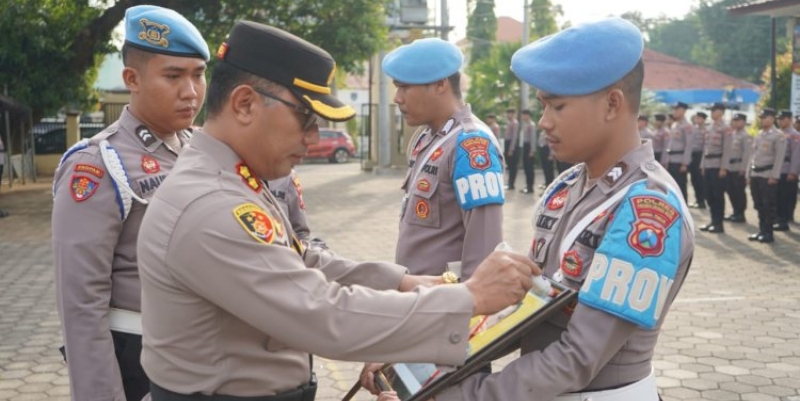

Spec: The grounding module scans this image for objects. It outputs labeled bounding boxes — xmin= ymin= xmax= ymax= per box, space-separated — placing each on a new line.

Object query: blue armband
xmin=578 ymin=181 xmax=683 ymax=329
xmin=452 ymin=130 xmax=505 ymax=210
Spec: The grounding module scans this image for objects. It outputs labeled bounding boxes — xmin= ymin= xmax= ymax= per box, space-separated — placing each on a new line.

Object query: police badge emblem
xmin=141 ymin=155 xmax=161 ymax=174
xmin=70 ymin=175 xmax=99 ymax=202
xmin=233 ymin=203 xmax=276 ymax=245
xmin=627 ymin=196 xmax=679 ymax=257
xmin=460 ymin=136 xmax=491 ymax=170
xmin=139 ymin=18 xmax=171 ymax=48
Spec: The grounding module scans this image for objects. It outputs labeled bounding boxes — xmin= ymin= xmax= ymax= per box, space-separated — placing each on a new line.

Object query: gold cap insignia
xmin=139 ymin=18 xmax=171 ymax=48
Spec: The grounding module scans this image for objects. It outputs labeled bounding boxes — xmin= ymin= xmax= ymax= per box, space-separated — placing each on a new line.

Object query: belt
xmin=150 ymin=377 xmax=317 ymax=401
xmin=729 ymin=158 xmax=742 ymax=163
xmin=704 ymin=153 xmax=722 ymax=159
xmin=554 ymin=369 xmax=658 ymax=401
xmin=751 ymin=164 xmax=774 ymax=173
xmin=666 ymin=150 xmax=683 ymax=155
xmin=109 ymin=308 xmax=142 ymax=335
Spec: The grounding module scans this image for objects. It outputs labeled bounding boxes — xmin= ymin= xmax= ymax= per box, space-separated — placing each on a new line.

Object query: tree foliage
xmin=0 ymin=0 xmax=391 ymax=120
xmin=466 ymin=42 xmax=521 ymax=119
xmin=466 ymin=0 xmax=496 ymax=63
xmin=529 ymin=0 xmax=562 ymax=41
xmin=758 ymin=51 xmax=792 ymax=111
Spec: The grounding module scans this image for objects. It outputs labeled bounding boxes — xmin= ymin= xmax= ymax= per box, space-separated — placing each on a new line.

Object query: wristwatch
xmin=441 ymin=271 xmax=460 ymax=284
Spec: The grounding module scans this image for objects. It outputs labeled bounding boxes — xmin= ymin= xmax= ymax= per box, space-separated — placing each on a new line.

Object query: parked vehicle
xmin=306 ymin=128 xmax=356 ymax=163
xmin=33 ymin=122 xmax=106 ymax=155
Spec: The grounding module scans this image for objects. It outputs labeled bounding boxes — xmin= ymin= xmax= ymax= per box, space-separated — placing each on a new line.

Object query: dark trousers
xmin=521 ymin=143 xmax=535 ymax=190
xmin=506 ymin=147 xmax=521 ymax=188
xmin=776 ymin=174 xmax=799 ymax=224
xmin=689 ymin=152 xmax=705 ymax=205
xmin=668 ymin=163 xmax=688 ymax=202
xmin=112 ymin=331 xmax=150 ymax=401
xmin=703 ymin=168 xmax=727 ymax=226
xmin=726 ymin=171 xmax=747 ymax=215
xmin=556 ymin=161 xmax=573 ymax=173
xmin=538 ymin=146 xmax=555 ymax=186
xmin=654 ymin=151 xmax=662 ymax=164
xmin=751 ymin=177 xmax=778 ymax=235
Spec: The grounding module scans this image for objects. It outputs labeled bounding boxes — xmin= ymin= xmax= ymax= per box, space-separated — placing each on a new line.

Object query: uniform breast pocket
xmin=404 ymin=178 xmax=441 ymax=229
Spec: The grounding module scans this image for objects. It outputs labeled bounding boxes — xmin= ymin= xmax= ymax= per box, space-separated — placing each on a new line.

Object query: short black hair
xmin=506 ymin=108 xmax=516 ymax=114
xmin=121 ymin=43 xmax=155 ymax=69
xmin=446 ymin=72 xmax=462 ymax=100
xmin=610 ymin=59 xmax=644 ymax=113
xmin=521 ymin=109 xmax=532 ymax=116
xmin=206 ymin=62 xmax=280 ymax=118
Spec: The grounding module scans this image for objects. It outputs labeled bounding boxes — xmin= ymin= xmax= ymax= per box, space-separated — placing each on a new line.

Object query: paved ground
xmin=1 ymin=162 xmax=800 ymax=401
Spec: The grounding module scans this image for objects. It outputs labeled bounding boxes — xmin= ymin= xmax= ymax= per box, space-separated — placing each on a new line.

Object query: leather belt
xmin=150 ymin=377 xmax=317 ymax=401
xmin=666 ymin=150 xmax=683 ymax=155
xmin=729 ymin=158 xmax=742 ymax=163
xmin=109 ymin=308 xmax=142 ymax=335
xmin=704 ymin=153 xmax=722 ymax=159
xmin=751 ymin=165 xmax=774 ymax=173
xmin=553 ymin=369 xmax=658 ymax=401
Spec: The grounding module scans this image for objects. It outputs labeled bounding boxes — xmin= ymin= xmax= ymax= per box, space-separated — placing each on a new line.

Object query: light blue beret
xmin=124 ymin=5 xmax=209 ymax=61
xmin=382 ymin=38 xmax=464 ymax=84
xmin=511 ymin=17 xmax=643 ymax=96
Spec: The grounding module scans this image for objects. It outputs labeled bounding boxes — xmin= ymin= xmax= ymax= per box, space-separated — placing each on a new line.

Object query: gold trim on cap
xmin=302 ymin=95 xmax=355 ymax=120
xmin=293 ymin=78 xmax=331 ymax=94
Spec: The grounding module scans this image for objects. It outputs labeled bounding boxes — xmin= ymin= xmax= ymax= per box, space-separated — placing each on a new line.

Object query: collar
xmin=120 ymin=106 xmax=191 ymax=153
xmin=431 ymin=104 xmax=472 ymax=136
xmin=190 ymin=129 xmax=248 ymax=176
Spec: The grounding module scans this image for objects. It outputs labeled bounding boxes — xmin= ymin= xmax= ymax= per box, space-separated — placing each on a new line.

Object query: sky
xmin=445 ymin=0 xmax=701 ymax=41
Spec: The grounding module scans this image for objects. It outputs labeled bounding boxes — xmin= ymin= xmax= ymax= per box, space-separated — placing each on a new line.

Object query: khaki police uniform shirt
xmin=691 ymin=122 xmax=706 ymax=152
xmin=747 ymin=127 xmax=787 ymax=180
xmin=653 ymin=126 xmax=668 ymax=153
xmin=729 ymin=127 xmax=753 ymax=173
xmin=504 ymin=118 xmax=519 ymax=149
xmin=488 ymin=122 xmax=501 ymax=150
xmin=397 ymin=105 xmax=504 ymax=279
xmin=663 ymin=118 xmax=694 ymax=165
xmin=638 ymin=127 xmax=654 ymax=144
xmin=438 ymin=141 xmax=694 ymax=401
xmin=521 ymin=120 xmax=536 ymax=146
xmin=52 ymin=106 xmax=189 ymax=401
xmin=268 ymin=169 xmax=310 ymax=241
xmin=137 ymin=131 xmax=475 ymax=397
xmin=780 ymin=127 xmax=800 ymax=175
xmin=702 ymin=120 xmax=734 ymax=170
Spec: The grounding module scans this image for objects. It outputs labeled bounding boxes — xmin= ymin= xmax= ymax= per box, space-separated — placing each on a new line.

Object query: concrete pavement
xmin=1 ymin=162 xmax=800 ymax=401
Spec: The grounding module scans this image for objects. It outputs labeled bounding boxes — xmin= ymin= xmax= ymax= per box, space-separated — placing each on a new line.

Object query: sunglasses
xmin=251 ymin=87 xmax=319 ymax=131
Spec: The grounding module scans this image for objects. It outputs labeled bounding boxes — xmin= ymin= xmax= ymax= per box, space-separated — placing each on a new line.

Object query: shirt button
xmin=645 ymin=162 xmax=657 ymax=171
xmin=449 ymin=332 xmax=462 ymax=344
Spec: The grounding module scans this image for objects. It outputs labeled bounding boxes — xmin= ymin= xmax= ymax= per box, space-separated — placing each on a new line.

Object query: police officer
xmin=652 ymin=113 xmax=668 ymax=162
xmin=537 ymin=127 xmax=556 ymax=187
xmin=268 ymin=169 xmax=327 ymax=249
xmin=699 ymin=103 xmax=733 ymax=233
xmin=485 ymin=113 xmax=500 ymax=144
xmin=638 ymin=114 xmax=654 ymax=144
xmin=747 ymin=108 xmax=787 ymax=243
xmin=520 ymin=109 xmax=537 ymax=194
xmin=51 ymin=6 xmax=208 ymax=401
xmin=431 ymin=18 xmax=694 ymax=401
xmin=136 ymin=21 xmax=537 ymax=401
xmin=689 ymin=111 xmax=708 ymax=208
xmin=504 ymin=107 xmax=520 ymax=190
xmin=725 ymin=113 xmax=752 ymax=223
xmin=663 ymin=101 xmax=694 ymax=202
xmin=774 ymin=110 xmax=800 ymax=231
xmin=383 ymin=38 xmax=505 ymax=279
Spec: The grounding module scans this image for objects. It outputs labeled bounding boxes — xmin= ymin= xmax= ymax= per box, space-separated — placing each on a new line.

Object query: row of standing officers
xmin=638 ymin=103 xmax=800 ymax=242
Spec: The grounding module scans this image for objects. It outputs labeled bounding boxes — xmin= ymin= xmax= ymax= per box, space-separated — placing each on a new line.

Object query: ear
xmin=229 ymin=85 xmax=261 ymax=125
xmin=122 ymin=67 xmax=139 ymax=93
xmin=604 ymin=88 xmax=625 ymax=121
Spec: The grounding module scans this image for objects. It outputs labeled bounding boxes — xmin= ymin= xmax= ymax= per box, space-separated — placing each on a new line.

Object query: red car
xmin=306 ymin=128 xmax=356 ymax=163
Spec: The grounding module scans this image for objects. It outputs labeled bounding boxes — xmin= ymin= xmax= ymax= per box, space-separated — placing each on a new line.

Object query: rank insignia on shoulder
xmin=74 ymin=164 xmax=104 ymax=179
xmin=233 ymin=203 xmax=277 ymax=245
xmin=139 ymin=18 xmax=171 ymax=48
xmin=141 ymin=155 xmax=161 ymax=174
xmin=70 ymin=175 xmax=99 ymax=202
xmin=236 ymin=162 xmax=263 ymax=193
xmin=136 ymin=126 xmax=157 ymax=147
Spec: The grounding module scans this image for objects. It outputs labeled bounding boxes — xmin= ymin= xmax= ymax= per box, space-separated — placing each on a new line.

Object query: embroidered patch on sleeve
xmin=578 ymin=182 xmax=684 ymax=329
xmin=453 ymin=131 xmax=505 ymax=210
xmin=141 ymin=155 xmax=161 ymax=174
xmin=74 ymin=164 xmax=105 ymax=178
xmin=233 ymin=203 xmax=277 ymax=245
xmin=70 ymin=175 xmax=99 ymax=202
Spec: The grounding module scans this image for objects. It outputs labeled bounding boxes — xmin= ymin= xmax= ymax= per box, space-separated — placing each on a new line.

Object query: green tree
xmin=466 ymin=42 xmax=521 ymax=119
xmin=0 ymin=0 xmax=391 ymax=121
xmin=466 ymin=0 xmax=496 ymax=63
xmin=758 ymin=51 xmax=792 ymax=111
xmin=529 ymin=0 xmax=561 ymax=40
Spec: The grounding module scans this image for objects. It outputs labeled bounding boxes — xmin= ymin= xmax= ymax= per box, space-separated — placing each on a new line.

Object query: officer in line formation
xmin=697 ymin=103 xmax=733 ymax=233
xmin=726 ymin=112 xmax=752 ymax=223
xmin=51 ymin=6 xmax=209 ymax=401
xmin=774 ymin=110 xmax=800 ymax=231
xmin=689 ymin=110 xmax=708 ymax=209
xmin=384 ymin=38 xmax=505 ymax=280
xmin=366 ymin=17 xmax=693 ymax=401
xmin=662 ymin=101 xmax=694 ymax=202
